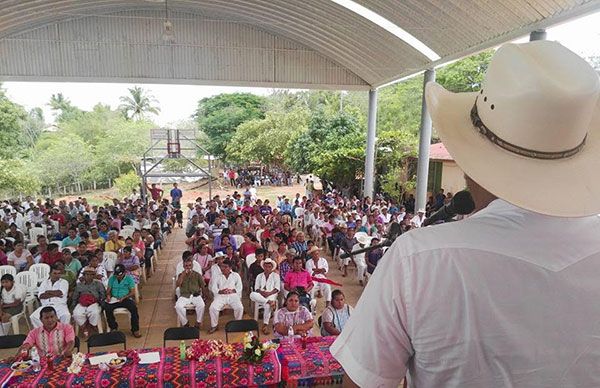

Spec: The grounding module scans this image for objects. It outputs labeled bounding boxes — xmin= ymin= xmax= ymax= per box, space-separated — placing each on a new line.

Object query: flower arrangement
xmin=240 ymin=332 xmax=278 ymax=364
xmin=67 ymin=353 xmax=86 ymax=374
xmin=185 ymin=339 xmax=239 ymax=362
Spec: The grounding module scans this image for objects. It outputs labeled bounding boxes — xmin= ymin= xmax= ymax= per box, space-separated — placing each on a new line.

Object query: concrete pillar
xmin=363 ymin=89 xmax=378 ymax=199
xmin=415 ymin=69 xmax=436 ymax=212
xmin=530 ymin=29 xmax=547 ymax=41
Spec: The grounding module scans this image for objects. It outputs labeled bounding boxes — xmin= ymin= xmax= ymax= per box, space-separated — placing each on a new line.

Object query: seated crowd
xmin=0 ymin=183 xmax=421 ymax=356
xmin=0 ymin=195 xmax=172 ymax=345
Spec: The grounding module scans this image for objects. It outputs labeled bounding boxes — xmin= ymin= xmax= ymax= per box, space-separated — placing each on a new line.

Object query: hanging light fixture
xmin=162 ymin=0 xmax=175 ymax=43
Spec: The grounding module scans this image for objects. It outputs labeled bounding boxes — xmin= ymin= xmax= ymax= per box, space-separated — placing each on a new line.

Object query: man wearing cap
xmin=249 ymin=258 xmax=280 ymax=334
xmin=105 ymin=264 xmax=141 ymax=338
xmin=72 ymin=267 xmax=106 ymax=338
xmin=305 ymin=246 xmax=332 ymax=305
xmin=332 ymin=41 xmax=600 ymax=387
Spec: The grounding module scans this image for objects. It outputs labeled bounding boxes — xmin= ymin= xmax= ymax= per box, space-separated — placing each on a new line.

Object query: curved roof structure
xmin=0 ymin=0 xmax=598 ymax=89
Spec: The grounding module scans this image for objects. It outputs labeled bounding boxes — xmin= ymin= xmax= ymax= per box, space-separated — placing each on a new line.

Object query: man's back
xmin=332 ymin=200 xmax=600 ymax=387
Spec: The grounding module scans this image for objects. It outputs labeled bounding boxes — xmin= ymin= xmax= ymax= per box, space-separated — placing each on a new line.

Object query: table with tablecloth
xmin=0 ymin=345 xmax=281 ymax=387
xmin=276 ymin=336 xmax=345 ymax=387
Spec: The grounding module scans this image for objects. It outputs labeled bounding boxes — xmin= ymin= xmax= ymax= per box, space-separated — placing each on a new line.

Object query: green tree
xmin=0 ymin=96 xmax=28 ymax=159
xmin=0 ymin=159 xmax=40 ymax=196
xmin=48 ymin=93 xmax=82 ymax=123
xmin=436 ymin=50 xmax=494 ymax=92
xmin=32 ymin=133 xmax=94 ymax=188
xmin=286 ymin=112 xmax=365 ymax=190
xmin=114 ymin=171 xmax=141 ymax=197
xmin=226 ymin=108 xmax=309 ymax=167
xmin=119 ymin=86 xmax=161 ymax=121
xmin=195 ymin=93 xmax=267 ymax=160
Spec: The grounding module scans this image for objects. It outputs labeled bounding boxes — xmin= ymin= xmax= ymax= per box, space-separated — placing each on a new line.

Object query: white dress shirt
xmin=37 ymin=278 xmax=69 ymax=307
xmin=305 ymin=257 xmax=329 ymax=278
xmin=210 ymin=272 xmax=242 ymax=297
xmin=332 ymin=199 xmax=600 ymax=388
xmin=254 ymin=271 xmax=281 ymax=292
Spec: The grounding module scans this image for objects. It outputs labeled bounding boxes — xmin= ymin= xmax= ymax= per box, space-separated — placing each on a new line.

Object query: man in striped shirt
xmin=18 ymin=306 xmax=75 ymax=357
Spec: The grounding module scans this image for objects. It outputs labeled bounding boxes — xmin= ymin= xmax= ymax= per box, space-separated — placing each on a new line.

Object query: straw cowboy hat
xmin=355 ymin=232 xmax=372 ymax=246
xmin=425 ymin=41 xmax=600 ymax=217
xmin=307 ymin=246 xmax=322 ymax=255
xmin=261 ymin=258 xmax=277 ymax=269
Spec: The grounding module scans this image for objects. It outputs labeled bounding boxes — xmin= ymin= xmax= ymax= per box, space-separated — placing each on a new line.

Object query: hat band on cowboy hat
xmin=470 ymin=98 xmax=587 ymax=160
xmin=425 ymin=40 xmax=600 ymax=217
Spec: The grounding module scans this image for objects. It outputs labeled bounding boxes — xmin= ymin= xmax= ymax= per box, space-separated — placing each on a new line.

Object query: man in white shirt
xmin=305 ymin=247 xmax=331 ymax=305
xmin=332 ymin=41 xmax=600 ymax=387
xmin=0 ymin=274 xmax=26 ymax=334
xmin=31 ymin=264 xmax=71 ymax=328
xmin=249 ymin=258 xmax=280 ymax=334
xmin=208 ymin=259 xmax=243 ymax=333
xmin=409 ymin=209 xmax=426 ymax=228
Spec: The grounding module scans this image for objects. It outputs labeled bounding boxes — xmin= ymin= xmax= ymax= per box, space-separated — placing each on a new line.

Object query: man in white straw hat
xmin=332 ymin=41 xmax=600 ymax=387
xmin=409 ymin=208 xmax=426 ymax=228
xmin=249 ymin=258 xmax=280 ymax=334
xmin=305 ymin=246 xmax=332 ymax=305
xmin=351 ymin=232 xmax=372 ymax=286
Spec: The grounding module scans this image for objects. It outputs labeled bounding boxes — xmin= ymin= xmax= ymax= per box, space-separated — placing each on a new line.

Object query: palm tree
xmin=119 ymin=86 xmax=161 ymax=121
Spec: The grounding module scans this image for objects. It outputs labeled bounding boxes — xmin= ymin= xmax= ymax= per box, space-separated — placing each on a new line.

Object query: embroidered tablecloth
xmin=0 ymin=346 xmax=280 ymax=387
xmin=276 ymin=336 xmax=344 ymax=387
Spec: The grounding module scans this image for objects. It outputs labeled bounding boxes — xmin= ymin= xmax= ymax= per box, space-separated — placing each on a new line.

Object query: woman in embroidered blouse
xmin=273 ymin=291 xmax=314 ymax=338
xmin=320 ymin=289 xmax=354 ymax=336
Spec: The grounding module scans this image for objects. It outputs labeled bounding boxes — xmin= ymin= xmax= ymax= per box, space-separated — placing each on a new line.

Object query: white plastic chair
xmin=245 ymin=253 xmax=256 ymax=270
xmin=0 ymin=265 xmax=16 ymax=278
xmin=15 ymin=271 xmax=38 ymax=315
xmin=232 ymin=235 xmax=244 ymax=248
xmin=253 ymin=299 xmax=278 ymax=322
xmin=103 ymin=252 xmax=117 ymax=274
xmin=29 ymin=263 xmax=50 ymax=286
xmin=256 ymin=229 xmax=264 ymax=244
xmin=28 ymin=227 xmax=45 ymax=243
xmin=119 ymin=229 xmax=134 ymax=239
xmin=10 ymin=305 xmax=29 ymax=335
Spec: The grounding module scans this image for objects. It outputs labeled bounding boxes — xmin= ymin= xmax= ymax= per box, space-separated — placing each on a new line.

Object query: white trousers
xmin=354 ymin=255 xmax=367 ymax=282
xmin=310 ymin=280 xmax=332 ymax=302
xmin=342 ymin=256 xmax=351 ymax=266
xmin=73 ymin=303 xmax=102 ymax=326
xmin=249 ymin=292 xmax=277 ymax=324
xmin=209 ymin=295 xmax=243 ymax=328
xmin=31 ymin=304 xmax=71 ymax=328
xmin=175 ymin=295 xmax=205 ymax=326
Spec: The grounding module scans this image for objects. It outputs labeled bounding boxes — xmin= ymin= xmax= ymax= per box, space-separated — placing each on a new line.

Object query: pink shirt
xmin=23 ymin=322 xmax=75 ymax=356
xmin=284 ymin=270 xmax=313 ymax=289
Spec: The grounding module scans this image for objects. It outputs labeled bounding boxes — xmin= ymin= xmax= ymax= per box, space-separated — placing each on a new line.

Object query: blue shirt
xmin=170 ymin=188 xmax=183 ymax=201
xmin=61 ymin=236 xmax=82 ymax=248
xmin=108 ymin=275 xmax=135 ymax=299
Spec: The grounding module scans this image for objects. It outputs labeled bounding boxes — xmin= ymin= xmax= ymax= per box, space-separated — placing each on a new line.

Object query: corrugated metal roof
xmin=0 ymin=0 xmax=598 ymax=89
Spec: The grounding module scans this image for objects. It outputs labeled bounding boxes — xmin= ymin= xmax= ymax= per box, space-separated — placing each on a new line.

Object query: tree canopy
xmin=195 ymin=93 xmax=267 ymax=160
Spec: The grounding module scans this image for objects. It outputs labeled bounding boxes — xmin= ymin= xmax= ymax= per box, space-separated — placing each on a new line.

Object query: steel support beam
xmin=363 ymin=89 xmax=378 ymax=199
xmin=415 ymin=69 xmax=436 ymax=212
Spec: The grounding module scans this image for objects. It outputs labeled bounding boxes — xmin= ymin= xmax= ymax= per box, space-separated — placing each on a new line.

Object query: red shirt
xmin=42 ymin=251 xmax=63 ymax=266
